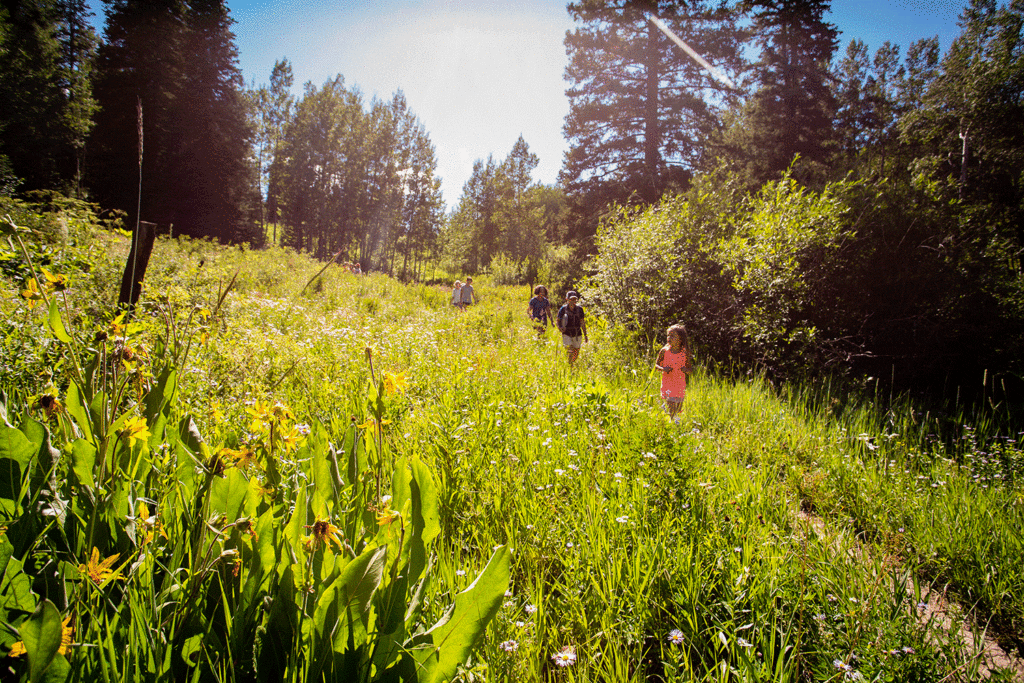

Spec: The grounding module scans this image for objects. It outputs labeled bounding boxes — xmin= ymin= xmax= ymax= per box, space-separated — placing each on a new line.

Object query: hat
xmin=567 ymin=290 xmax=580 ymax=299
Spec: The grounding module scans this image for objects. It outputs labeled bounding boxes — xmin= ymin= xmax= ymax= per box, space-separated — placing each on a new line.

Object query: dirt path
xmin=795 ymin=511 xmax=1024 ymax=680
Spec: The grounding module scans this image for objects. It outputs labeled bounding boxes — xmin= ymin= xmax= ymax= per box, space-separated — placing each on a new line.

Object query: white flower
xmin=616 ymin=515 xmax=629 ymax=523
xmin=455 ymin=569 xmax=466 ymax=576
xmin=525 ymin=604 xmax=537 ymax=615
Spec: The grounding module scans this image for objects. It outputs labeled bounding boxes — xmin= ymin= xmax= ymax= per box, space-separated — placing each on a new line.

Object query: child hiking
xmin=527 ymin=285 xmax=552 ymax=335
xmin=655 ymin=324 xmax=691 ymax=422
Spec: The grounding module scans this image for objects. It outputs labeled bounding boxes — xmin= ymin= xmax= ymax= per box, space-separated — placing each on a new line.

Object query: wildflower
xmin=667 ymin=629 xmax=684 ymax=645
xmin=504 ymin=590 xmax=513 ymax=597
xmin=616 ymin=515 xmax=629 ymax=523
xmin=303 ymin=519 xmax=345 ymax=554
xmin=737 ymin=638 xmax=753 ymax=648
xmin=279 ymin=425 xmax=306 ymax=453
xmin=41 ymin=268 xmax=69 ymax=292
xmin=32 ymin=392 xmax=61 ymax=420
xmin=500 ymin=640 xmax=519 ymax=653
xmin=833 ymin=659 xmax=852 ymax=672
xmin=120 ymin=415 xmax=151 ymax=448
xmin=515 ymin=621 xmax=526 ymax=628
xmin=9 ymin=616 xmax=73 ymax=658
xmin=383 ymin=371 xmax=408 ymax=395
xmin=20 ymin=278 xmax=43 ymax=308
xmin=455 ymin=569 xmax=466 ymax=577
xmin=271 ymin=401 xmax=294 ymax=422
xmin=136 ymin=502 xmax=166 ymax=545
xmin=376 ymin=509 xmax=401 ymax=527
xmin=217 ymin=446 xmax=258 ymax=471
xmin=901 ymin=646 xmax=915 ymax=654
xmin=551 ymin=646 xmax=577 ymax=667
xmin=79 ymin=547 xmax=121 ymax=586
xmin=525 ymin=604 xmax=537 ymax=615
xmin=358 ymin=417 xmax=392 ymax=435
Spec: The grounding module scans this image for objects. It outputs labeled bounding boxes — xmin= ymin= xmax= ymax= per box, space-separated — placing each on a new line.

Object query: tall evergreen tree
xmin=0 ymin=0 xmax=96 ymax=193
xmin=561 ymin=0 xmax=744 ymax=217
xmin=721 ymin=0 xmax=839 ymax=185
xmin=90 ymin=0 xmax=253 ymax=242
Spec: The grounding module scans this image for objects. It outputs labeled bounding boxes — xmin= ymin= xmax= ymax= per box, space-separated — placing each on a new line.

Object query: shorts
xmin=562 ymin=334 xmax=582 ymax=349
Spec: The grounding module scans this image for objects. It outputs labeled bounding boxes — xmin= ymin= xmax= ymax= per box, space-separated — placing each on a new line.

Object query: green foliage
xmin=1 ymin=200 xmax=1022 ymax=683
xmin=587 ymin=167 xmax=853 ymax=375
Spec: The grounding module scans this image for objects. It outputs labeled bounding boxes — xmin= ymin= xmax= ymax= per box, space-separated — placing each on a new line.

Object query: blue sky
xmin=87 ymin=0 xmax=969 ymax=210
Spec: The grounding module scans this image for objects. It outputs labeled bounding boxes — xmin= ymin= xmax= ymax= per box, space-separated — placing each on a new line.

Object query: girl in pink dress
xmin=655 ymin=324 xmax=691 ymax=422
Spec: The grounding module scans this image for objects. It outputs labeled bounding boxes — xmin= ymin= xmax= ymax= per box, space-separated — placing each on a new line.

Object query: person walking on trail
xmin=451 ymin=280 xmax=463 ymax=308
xmin=655 ymin=323 xmax=692 ymax=423
xmin=527 ymin=285 xmax=552 ymax=335
xmin=460 ymin=277 xmax=477 ymax=307
xmin=557 ymin=292 xmax=587 ymax=366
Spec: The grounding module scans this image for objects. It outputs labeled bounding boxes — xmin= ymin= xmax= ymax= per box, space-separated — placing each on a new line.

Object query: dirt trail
xmin=795 ymin=511 xmax=1024 ymax=680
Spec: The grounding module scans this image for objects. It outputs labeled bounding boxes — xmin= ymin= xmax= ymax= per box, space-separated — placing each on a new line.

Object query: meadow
xmin=1 ymin=202 xmax=1023 ymax=682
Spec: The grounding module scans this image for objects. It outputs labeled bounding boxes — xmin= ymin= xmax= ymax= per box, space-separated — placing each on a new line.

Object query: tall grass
xmin=0 ymin=204 xmax=1021 ymax=681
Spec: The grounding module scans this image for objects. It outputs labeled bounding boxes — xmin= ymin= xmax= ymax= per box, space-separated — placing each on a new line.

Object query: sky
xmin=88 ymin=0 xmax=970 ymax=211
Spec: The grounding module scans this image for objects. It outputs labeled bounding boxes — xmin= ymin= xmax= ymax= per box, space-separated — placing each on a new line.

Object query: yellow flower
xmin=357 ymin=417 xmax=391 ymax=435
xmin=376 ymin=509 xmax=402 ymax=527
xmin=246 ymin=399 xmax=272 ymax=432
xmin=303 ymin=519 xmax=345 ymax=554
xmin=41 ymin=267 xmax=69 ymax=292
xmin=136 ymin=502 xmax=166 ymax=545
xmin=217 ymin=446 xmax=258 ymax=471
xmin=121 ymin=415 xmax=151 ymax=448
xmin=383 ymin=371 xmax=408 ymax=395
xmin=279 ymin=426 xmax=305 ymax=454
xmin=79 ymin=547 xmax=121 ymax=586
xmin=8 ymin=616 xmax=73 ymax=658
xmin=271 ymin=401 xmax=293 ymax=422
xmin=20 ymin=278 xmax=43 ymax=308
xmin=209 ymin=402 xmax=225 ymax=425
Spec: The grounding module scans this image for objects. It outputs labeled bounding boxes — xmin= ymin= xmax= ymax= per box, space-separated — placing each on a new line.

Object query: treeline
xmin=0 ymin=0 xmax=447 ymax=273
xmin=572 ymin=0 xmax=1023 ymax=400
xmin=2 ymin=0 xmax=1022 ymax=396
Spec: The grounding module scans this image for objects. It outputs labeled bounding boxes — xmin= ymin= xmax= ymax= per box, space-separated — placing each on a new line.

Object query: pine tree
xmin=0 ymin=0 xmax=96 ymax=193
xmin=721 ymin=0 xmax=839 ymax=185
xmin=561 ymin=0 xmax=745 ymax=215
xmin=89 ymin=0 xmax=252 ymax=242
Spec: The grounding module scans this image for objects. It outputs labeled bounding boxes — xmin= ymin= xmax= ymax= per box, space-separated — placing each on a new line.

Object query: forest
xmin=1 ymin=0 xmax=1022 ymax=399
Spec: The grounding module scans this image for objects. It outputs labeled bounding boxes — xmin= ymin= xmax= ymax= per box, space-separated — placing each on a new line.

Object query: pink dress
xmin=660 ymin=347 xmax=688 ymax=402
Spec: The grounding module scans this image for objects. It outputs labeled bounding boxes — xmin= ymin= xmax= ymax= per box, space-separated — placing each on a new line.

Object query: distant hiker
xmin=460 ymin=277 xmax=477 ymax=307
xmin=556 ymin=292 xmax=587 ymax=366
xmin=451 ymin=280 xmax=463 ymax=308
xmin=527 ymin=285 xmax=552 ymax=334
xmin=655 ymin=323 xmax=691 ymax=423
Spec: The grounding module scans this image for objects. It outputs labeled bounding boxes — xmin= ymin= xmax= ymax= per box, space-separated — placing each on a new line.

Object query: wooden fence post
xmin=118 ymin=220 xmax=158 ymax=312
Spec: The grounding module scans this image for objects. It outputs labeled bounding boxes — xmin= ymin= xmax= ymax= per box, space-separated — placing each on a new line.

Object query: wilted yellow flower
xmin=79 ymin=547 xmax=121 ymax=586
xmin=40 ymin=267 xmax=69 ymax=292
xmin=357 ymin=417 xmax=391 ymax=435
xmin=303 ymin=519 xmax=345 ymax=554
xmin=376 ymin=509 xmax=402 ymax=527
xmin=20 ymin=278 xmax=43 ymax=308
xmin=121 ymin=415 xmax=151 ymax=448
xmin=383 ymin=371 xmax=408 ymax=396
xmin=217 ymin=446 xmax=258 ymax=471
xmin=8 ymin=616 xmax=73 ymax=658
xmin=271 ymin=401 xmax=293 ymax=421
xmin=136 ymin=502 xmax=167 ymax=545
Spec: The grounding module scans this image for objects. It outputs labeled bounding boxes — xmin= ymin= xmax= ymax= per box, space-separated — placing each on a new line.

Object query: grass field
xmin=1 ymin=205 xmax=1022 ymax=682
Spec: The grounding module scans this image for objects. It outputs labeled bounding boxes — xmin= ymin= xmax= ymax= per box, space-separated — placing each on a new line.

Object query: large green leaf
xmin=19 ymin=599 xmax=62 ymax=683
xmin=413 ymin=546 xmax=510 ymax=683
xmin=209 ymin=468 xmax=248 ymax=522
xmin=63 ymin=382 xmax=92 ymax=445
xmin=0 ymin=536 xmax=34 ymax=616
xmin=0 ymin=426 xmax=33 ymax=468
xmin=45 ymin=298 xmax=72 ymax=344
xmin=70 ymin=439 xmax=96 ymax=489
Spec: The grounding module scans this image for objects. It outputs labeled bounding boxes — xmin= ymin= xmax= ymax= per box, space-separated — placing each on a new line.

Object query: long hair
xmin=666 ymin=324 xmax=689 ymax=351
